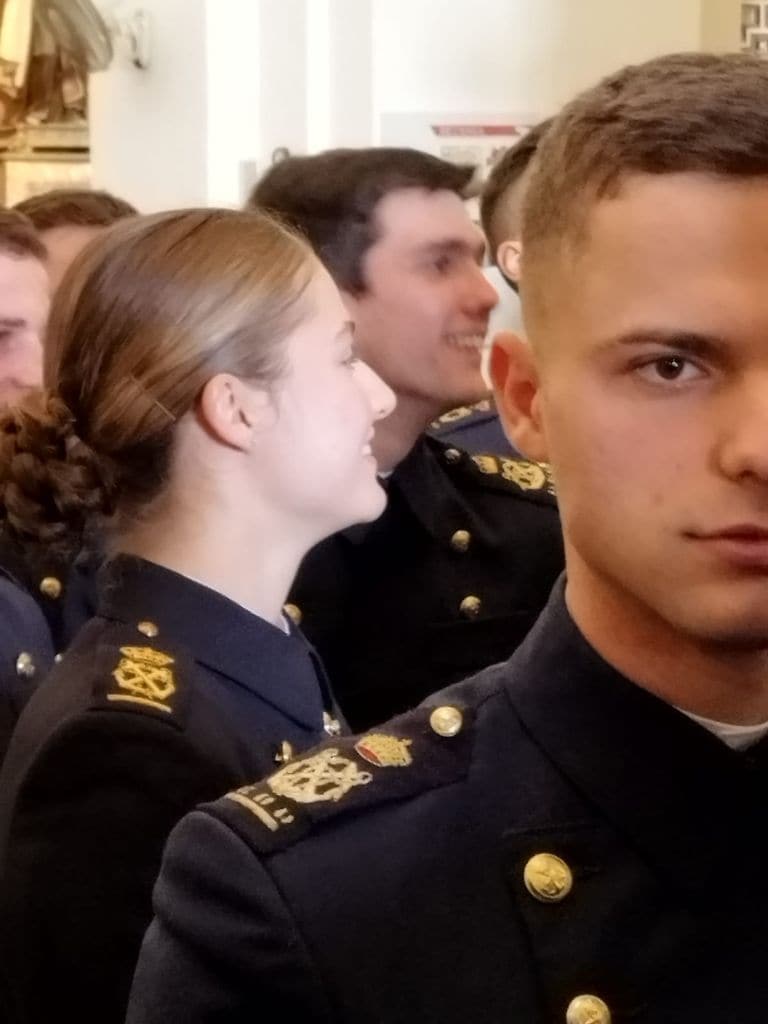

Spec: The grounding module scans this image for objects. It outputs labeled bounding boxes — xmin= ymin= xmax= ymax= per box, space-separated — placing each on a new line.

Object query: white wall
xmin=90 ymin=0 xmax=209 ymax=211
xmin=373 ymin=0 xmax=703 ymax=125
xmin=88 ymin=0 xmax=741 ymax=211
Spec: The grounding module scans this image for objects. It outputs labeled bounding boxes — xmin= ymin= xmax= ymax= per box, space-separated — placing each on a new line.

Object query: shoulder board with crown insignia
xmin=463 ymin=454 xmax=557 ymax=501
xmin=429 ymin=399 xmax=493 ymax=432
xmin=205 ymin=702 xmax=476 ymax=856
xmin=86 ymin=625 xmax=193 ymax=728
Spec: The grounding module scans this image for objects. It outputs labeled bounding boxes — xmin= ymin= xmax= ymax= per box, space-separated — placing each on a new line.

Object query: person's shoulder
xmin=198 ymin=665 xmax=510 ymax=858
xmin=429 ymin=437 xmax=557 ymax=508
xmin=53 ymin=618 xmax=197 ymax=732
xmin=0 ymin=570 xmax=54 ymax=683
xmin=429 ymin=400 xmax=497 ymax=435
xmin=429 ymin=400 xmax=517 ymax=457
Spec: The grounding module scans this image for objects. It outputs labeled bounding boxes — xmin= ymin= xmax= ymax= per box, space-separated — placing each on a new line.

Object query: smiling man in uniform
xmin=248 ymin=148 xmax=564 ymax=729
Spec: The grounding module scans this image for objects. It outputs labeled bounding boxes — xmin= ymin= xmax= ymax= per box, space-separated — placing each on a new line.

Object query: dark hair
xmin=523 ymin=52 xmax=768 ymax=318
xmin=480 ymin=119 xmax=553 ymax=259
xmin=248 ymin=147 xmax=476 ymax=293
xmin=0 ymin=209 xmax=46 ymax=262
xmin=13 ymin=189 xmax=137 ymax=232
xmin=0 ymin=209 xmax=313 ymax=556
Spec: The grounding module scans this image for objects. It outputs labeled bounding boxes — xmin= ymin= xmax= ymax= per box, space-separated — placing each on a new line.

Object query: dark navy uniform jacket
xmin=428 ymin=398 xmax=519 ymax=455
xmin=0 ymin=554 xmax=343 ymax=1024
xmin=0 ymin=571 xmax=54 ymax=763
xmin=290 ymin=434 xmax=564 ymax=730
xmin=0 ymin=529 xmax=95 ymax=653
xmin=128 ymin=580 xmax=768 ymax=1024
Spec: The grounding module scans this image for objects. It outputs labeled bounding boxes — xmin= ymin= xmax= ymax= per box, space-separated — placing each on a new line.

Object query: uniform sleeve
xmin=127 ymin=810 xmax=335 ymax=1023
xmin=0 ymin=711 xmax=233 ymax=1024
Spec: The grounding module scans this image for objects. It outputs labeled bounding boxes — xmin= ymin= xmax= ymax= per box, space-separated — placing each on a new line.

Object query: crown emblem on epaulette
xmin=354 ymin=733 xmax=413 ymax=767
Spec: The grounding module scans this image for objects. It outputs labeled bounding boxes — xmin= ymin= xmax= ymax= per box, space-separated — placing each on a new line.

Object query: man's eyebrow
xmin=602 ymin=329 xmax=725 ymax=358
xmin=416 ymin=237 xmax=486 ymax=263
xmin=0 ymin=318 xmax=25 ymax=331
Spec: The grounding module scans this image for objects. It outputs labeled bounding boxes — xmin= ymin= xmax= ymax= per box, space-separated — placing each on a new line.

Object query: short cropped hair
xmin=13 ymin=189 xmax=137 ymax=232
xmin=248 ymin=148 xmax=476 ymax=293
xmin=480 ymin=119 xmax=553 ymax=258
xmin=523 ymin=53 xmax=768 ymax=317
xmin=0 ymin=209 xmax=46 ymax=261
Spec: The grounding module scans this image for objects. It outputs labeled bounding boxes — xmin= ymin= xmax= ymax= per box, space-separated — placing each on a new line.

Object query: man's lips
xmin=690 ymin=526 xmax=768 ymax=541
xmin=688 ymin=526 xmax=768 ymax=569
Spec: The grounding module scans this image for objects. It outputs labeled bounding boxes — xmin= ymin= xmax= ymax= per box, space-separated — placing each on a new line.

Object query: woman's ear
xmin=490 ymin=331 xmax=549 ymax=462
xmin=198 ymin=374 xmax=272 ymax=451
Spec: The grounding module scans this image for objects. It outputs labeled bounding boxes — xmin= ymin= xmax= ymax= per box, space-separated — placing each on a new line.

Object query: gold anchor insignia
xmin=109 ymin=646 xmax=176 ymax=713
xmin=471 ymin=454 xmax=555 ymax=495
xmin=354 ymin=733 xmax=413 ymax=767
xmin=268 ymin=748 xmax=373 ymax=804
xmin=499 ymin=458 xmax=548 ymax=491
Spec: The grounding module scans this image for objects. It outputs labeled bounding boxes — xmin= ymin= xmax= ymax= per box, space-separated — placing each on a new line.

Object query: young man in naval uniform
xmin=248 ymin=147 xmax=564 ymax=729
xmin=127 ymin=53 xmax=768 ymax=1023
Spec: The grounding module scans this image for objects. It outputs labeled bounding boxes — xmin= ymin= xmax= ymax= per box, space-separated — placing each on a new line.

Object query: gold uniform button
xmin=429 ymin=705 xmax=463 ymax=737
xmin=444 ymin=447 xmax=462 ymax=464
xmin=566 ymin=994 xmax=611 ymax=1024
xmin=450 ymin=529 xmax=471 ymax=553
xmin=459 ymin=595 xmax=482 ymax=618
xmin=524 ymin=852 xmax=573 ymax=903
xmin=39 ymin=576 xmax=62 ymax=599
xmin=15 ymin=652 xmax=36 ymax=679
xmin=137 ymin=620 xmax=159 ymax=639
xmin=283 ymin=603 xmax=302 ymax=626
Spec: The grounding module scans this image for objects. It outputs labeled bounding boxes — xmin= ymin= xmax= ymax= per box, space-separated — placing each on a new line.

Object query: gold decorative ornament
xmin=471 ymin=454 xmax=497 ymax=475
xmin=355 ymin=733 xmax=413 ymax=767
xmin=429 ymin=706 xmax=463 ymax=738
xmin=459 ymin=595 xmax=482 ymax=618
xmin=137 ymin=620 xmax=159 ymax=638
xmin=110 ymin=646 xmax=176 ymax=712
xmin=470 ymin=454 xmax=555 ymax=494
xmin=565 ymin=994 xmax=611 ymax=1024
xmin=39 ymin=576 xmax=62 ymax=599
xmin=283 ymin=603 xmax=302 ymax=626
xmin=450 ymin=529 xmax=471 ymax=553
xmin=523 ymin=852 xmax=573 ymax=903
xmin=443 ymin=448 xmax=462 ymax=464
xmin=268 ymin=748 xmax=373 ymax=804
xmin=15 ymin=652 xmax=35 ymax=679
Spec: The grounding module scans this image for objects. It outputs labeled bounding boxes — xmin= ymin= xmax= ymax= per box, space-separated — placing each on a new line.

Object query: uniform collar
xmin=96 ymin=555 xmax=336 ymax=731
xmin=503 ymin=578 xmax=768 ymax=892
xmin=340 ymin=435 xmax=468 ymax=546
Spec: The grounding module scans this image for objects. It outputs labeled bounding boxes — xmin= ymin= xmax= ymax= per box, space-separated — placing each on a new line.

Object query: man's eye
xmin=432 ymin=255 xmax=453 ymax=275
xmin=635 ymin=356 xmax=705 ymax=384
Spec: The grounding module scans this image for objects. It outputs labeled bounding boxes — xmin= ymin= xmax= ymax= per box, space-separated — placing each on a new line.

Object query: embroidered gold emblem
xmin=523 ymin=852 xmax=573 ymax=903
xmin=226 ymin=785 xmax=297 ymax=832
xmin=500 ymin=458 xmax=547 ymax=491
xmin=471 ymin=454 xmax=497 ymax=475
xmin=354 ymin=733 xmax=413 ymax=767
xmin=268 ymin=748 xmax=372 ymax=804
xmin=109 ymin=646 xmax=176 ymax=713
xmin=471 ymin=455 xmax=555 ymax=494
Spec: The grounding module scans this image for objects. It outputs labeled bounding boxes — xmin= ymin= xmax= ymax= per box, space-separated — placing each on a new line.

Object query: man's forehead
xmin=373 ymin=186 xmax=482 ymax=250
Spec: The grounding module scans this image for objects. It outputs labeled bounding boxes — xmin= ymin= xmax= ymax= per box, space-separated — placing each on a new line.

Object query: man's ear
xmin=198 ymin=374 xmax=272 ymax=451
xmin=497 ymin=240 xmax=522 ymax=284
xmin=490 ymin=331 xmax=548 ymax=462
